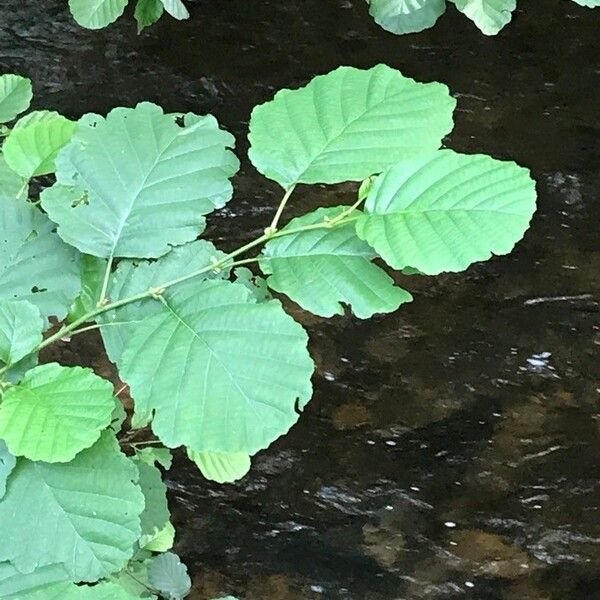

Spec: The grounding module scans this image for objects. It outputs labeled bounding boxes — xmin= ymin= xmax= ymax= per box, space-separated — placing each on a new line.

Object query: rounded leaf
xmin=69 ymin=0 xmax=128 ymax=29
xmin=0 ymin=363 xmax=116 ymax=462
xmin=160 ymin=0 xmax=189 ymax=19
xmin=148 ymin=553 xmax=191 ymax=600
xmin=369 ymin=0 xmax=446 ymax=35
xmin=187 ymin=449 xmax=251 ymax=483
xmin=248 ymin=64 xmax=456 ymax=189
xmin=356 ymin=150 xmax=537 ymax=274
xmin=0 ymin=74 xmax=32 ymax=123
xmin=449 ymin=0 xmax=516 ymax=35
xmin=0 ymin=299 xmax=43 ymax=366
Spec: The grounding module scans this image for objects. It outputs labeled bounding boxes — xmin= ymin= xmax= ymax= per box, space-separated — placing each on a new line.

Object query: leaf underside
xmin=369 ymin=0 xmax=447 ymax=34
xmin=68 ymin=0 xmax=129 ymax=29
xmin=187 ymin=449 xmax=251 ymax=483
xmin=449 ymin=0 xmax=517 ymax=35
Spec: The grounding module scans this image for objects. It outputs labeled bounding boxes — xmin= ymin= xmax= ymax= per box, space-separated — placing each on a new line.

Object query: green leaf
xmin=368 ymin=0 xmax=446 ymax=34
xmin=2 ymin=111 xmax=76 ymax=178
xmin=160 ymin=0 xmax=189 ymax=19
xmin=68 ymin=255 xmax=107 ymax=322
xmin=356 ymin=150 xmax=537 ymax=275
xmin=0 ymin=201 xmax=81 ymax=323
xmin=248 ymin=64 xmax=455 ymax=189
xmin=261 ymin=206 xmax=412 ymax=318
xmin=0 ymin=155 xmax=27 ymax=199
xmin=108 ymin=558 xmax=157 ymax=597
xmin=11 ymin=580 xmax=145 ymax=599
xmin=0 ymin=300 xmax=43 ymax=366
xmin=0 ymin=562 xmax=71 ymax=598
xmin=136 ymin=446 xmax=173 ymax=469
xmin=41 ymin=103 xmax=239 ymax=259
xmin=0 ymin=75 xmax=33 ymax=124
xmin=0 ymin=440 xmax=16 ymax=499
xmin=68 ymin=0 xmax=129 ymax=29
xmin=449 ymin=0 xmax=516 ymax=35
xmin=233 ymin=267 xmax=271 ymax=302
xmin=135 ymin=0 xmax=164 ymax=31
xmin=132 ymin=456 xmax=171 ymax=547
xmin=0 ymin=363 xmax=116 ymax=462
xmin=120 ymin=279 xmax=314 ymax=454
xmin=142 ymin=521 xmax=176 ymax=552
xmin=148 ymin=553 xmax=191 ymax=600
xmin=110 ymin=398 xmax=128 ymax=433
xmin=100 ymin=240 xmax=228 ymax=365
xmin=0 ymin=432 xmax=144 ymax=582
xmin=187 ymin=449 xmax=251 ymax=483
xmin=571 ymin=0 xmax=600 ymax=6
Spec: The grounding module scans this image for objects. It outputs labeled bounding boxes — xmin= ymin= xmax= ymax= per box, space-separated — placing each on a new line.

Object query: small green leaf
xmin=248 ymin=65 xmax=455 ymax=189
xmin=233 ymin=267 xmax=271 ymax=302
xmin=449 ymin=0 xmax=516 ymax=35
xmin=119 ymin=279 xmax=314 ymax=454
xmin=160 ymin=0 xmax=189 ymax=19
xmin=261 ymin=206 xmax=412 ymax=318
xmin=2 ymin=111 xmax=76 ymax=178
xmin=110 ymin=398 xmax=128 ymax=433
xmin=0 ymin=155 xmax=27 ymax=199
xmin=0 ymin=201 xmax=81 ymax=323
xmin=0 ymin=299 xmax=43 ymax=366
xmin=356 ymin=150 xmax=537 ymax=274
xmin=369 ymin=0 xmax=446 ymax=34
xmin=0 ymin=363 xmax=115 ymax=462
xmin=187 ymin=448 xmax=251 ymax=483
xmin=132 ymin=455 xmax=171 ymax=547
xmin=0 ymin=440 xmax=16 ymax=499
xmin=41 ymin=103 xmax=239 ymax=259
xmin=69 ymin=0 xmax=128 ymax=29
xmin=135 ymin=0 xmax=164 ymax=31
xmin=68 ymin=255 xmax=107 ymax=322
xmin=0 ymin=562 xmax=71 ymax=598
xmin=148 ymin=552 xmax=191 ymax=600
xmin=136 ymin=446 xmax=173 ymax=469
xmin=143 ymin=521 xmax=176 ymax=552
xmin=0 ymin=74 xmax=33 ymax=123
xmin=0 ymin=432 xmax=144 ymax=582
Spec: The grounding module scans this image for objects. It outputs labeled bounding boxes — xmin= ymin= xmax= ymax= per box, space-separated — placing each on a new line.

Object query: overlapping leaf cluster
xmin=0 ymin=65 xmax=536 ymax=597
xmin=366 ymin=0 xmax=599 ymax=36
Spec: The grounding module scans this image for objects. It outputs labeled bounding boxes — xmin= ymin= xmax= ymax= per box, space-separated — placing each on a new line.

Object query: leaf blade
xmin=369 ymin=0 xmax=446 ymax=35
xmin=0 ymin=74 xmax=33 ymax=123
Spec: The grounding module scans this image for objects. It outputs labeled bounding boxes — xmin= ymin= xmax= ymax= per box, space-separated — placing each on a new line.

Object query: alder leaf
xmin=261 ymin=206 xmax=412 ymax=318
xmin=2 ymin=111 xmax=76 ymax=178
xmin=0 ymin=299 xmax=43 ymax=366
xmin=135 ymin=0 xmax=164 ymax=31
xmin=449 ymin=0 xmax=516 ymax=35
xmin=41 ymin=103 xmax=239 ymax=259
xmin=0 ymin=440 xmax=16 ymax=499
xmin=368 ymin=0 xmax=446 ymax=34
xmin=571 ymin=0 xmax=600 ymax=5
xmin=68 ymin=254 xmax=107 ymax=322
xmin=187 ymin=448 xmax=251 ymax=483
xmin=160 ymin=0 xmax=190 ymax=19
xmin=0 ymin=74 xmax=33 ymax=123
xmin=148 ymin=553 xmax=191 ymax=600
xmin=0 ymin=432 xmax=144 ymax=582
xmin=0 ymin=363 xmax=115 ymax=462
xmin=10 ymin=580 xmax=145 ymax=599
xmin=119 ymin=279 xmax=314 ymax=454
xmin=248 ymin=64 xmax=455 ymax=189
xmin=68 ymin=0 xmax=128 ymax=29
xmin=356 ymin=150 xmax=537 ymax=274
xmin=0 ymin=562 xmax=71 ymax=599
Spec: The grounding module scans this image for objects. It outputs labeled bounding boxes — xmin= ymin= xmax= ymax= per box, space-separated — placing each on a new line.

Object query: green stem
xmin=269 ymin=185 xmax=295 ymax=231
xmin=97 ymin=254 xmax=114 ymax=307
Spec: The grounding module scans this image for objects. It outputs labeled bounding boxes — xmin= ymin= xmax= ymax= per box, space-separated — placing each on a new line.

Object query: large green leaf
xmin=119 ymin=279 xmax=314 ymax=454
xmin=187 ymin=449 xmax=251 ymax=483
xmin=2 ymin=111 xmax=76 ymax=178
xmin=135 ymin=0 xmax=164 ymax=31
xmin=0 ymin=155 xmax=27 ymax=199
xmin=0 ymin=562 xmax=71 ymax=598
xmin=248 ymin=65 xmax=456 ymax=189
xmin=0 ymin=433 xmax=144 ymax=582
xmin=0 ymin=201 xmax=81 ymax=322
xmin=132 ymin=454 xmax=171 ymax=547
xmin=12 ymin=580 xmax=144 ymax=599
xmin=449 ymin=0 xmax=516 ymax=35
xmin=41 ymin=103 xmax=239 ymax=259
xmin=356 ymin=150 xmax=537 ymax=274
xmin=68 ymin=0 xmax=128 ymax=29
xmin=100 ymin=240 xmax=228 ymax=365
xmin=0 ymin=299 xmax=43 ymax=367
xmin=148 ymin=553 xmax=191 ymax=600
xmin=160 ymin=0 xmax=189 ymax=19
xmin=261 ymin=206 xmax=412 ymax=318
xmin=0 ymin=74 xmax=33 ymax=123
xmin=0 ymin=440 xmax=16 ymax=499
xmin=572 ymin=0 xmax=600 ymax=6
xmin=368 ymin=0 xmax=446 ymax=34
xmin=0 ymin=364 xmax=115 ymax=462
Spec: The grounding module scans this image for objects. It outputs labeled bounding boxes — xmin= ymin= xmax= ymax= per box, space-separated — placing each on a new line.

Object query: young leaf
xmin=0 ymin=440 xmax=16 ymax=499
xmin=160 ymin=0 xmax=190 ymax=19
xmin=0 ymin=432 xmax=144 ymax=582
xmin=41 ymin=104 xmax=239 ymax=259
xmin=368 ymin=0 xmax=446 ymax=35
xmin=136 ymin=446 xmax=173 ymax=469
xmin=68 ymin=0 xmax=129 ymax=29
xmin=0 ymin=299 xmax=43 ymax=366
xmin=135 ymin=0 xmax=164 ymax=32
xmin=142 ymin=521 xmax=176 ymax=552
xmin=100 ymin=240 xmax=229 ymax=364
xmin=187 ymin=448 xmax=251 ymax=484
xmin=132 ymin=455 xmax=171 ymax=547
xmin=2 ymin=111 xmax=76 ymax=178
xmin=119 ymin=279 xmax=314 ymax=454
xmin=449 ymin=0 xmax=516 ymax=35
xmin=261 ymin=206 xmax=412 ymax=318
xmin=248 ymin=64 xmax=455 ymax=189
xmin=0 ymin=74 xmax=33 ymax=123
xmin=0 ymin=363 xmax=115 ymax=462
xmin=0 ymin=201 xmax=81 ymax=323
xmin=68 ymin=255 xmax=107 ymax=322
xmin=0 ymin=562 xmax=71 ymax=599
xmin=148 ymin=552 xmax=192 ymax=600
xmin=0 ymin=155 xmax=27 ymax=199
xmin=356 ymin=150 xmax=537 ymax=274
